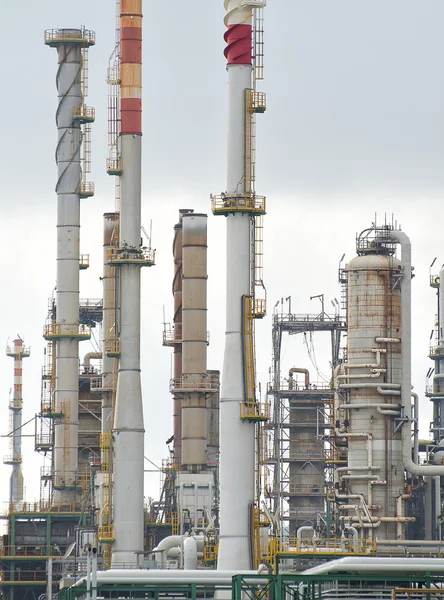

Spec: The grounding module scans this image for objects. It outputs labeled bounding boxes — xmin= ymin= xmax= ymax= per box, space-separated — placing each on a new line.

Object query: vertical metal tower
xmin=213 ymin=0 xmax=267 ymax=571
xmin=110 ymin=0 xmax=155 ymax=567
xmin=5 ymin=338 xmax=30 ymax=505
xmin=44 ymin=28 xmax=95 ymax=506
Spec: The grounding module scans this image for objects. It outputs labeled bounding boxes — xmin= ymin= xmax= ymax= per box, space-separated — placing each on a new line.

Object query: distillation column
xmin=217 ymin=0 xmax=256 ymax=571
xmin=338 ymin=229 xmax=405 ymax=540
xmin=111 ymin=0 xmax=149 ymax=567
xmin=45 ymin=29 xmax=95 ymax=505
xmin=5 ymin=338 xmax=30 ymax=504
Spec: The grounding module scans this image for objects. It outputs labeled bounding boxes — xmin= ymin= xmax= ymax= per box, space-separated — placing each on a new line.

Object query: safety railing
xmin=79 ymin=254 xmax=90 ymax=270
xmin=3 ymin=501 xmax=81 ymax=515
xmin=80 ymin=181 xmax=95 ymax=198
xmin=240 ymin=401 xmax=270 ymax=422
xmin=287 ymin=483 xmax=325 ymax=495
xmin=106 ymin=246 xmax=155 ymax=266
xmin=211 ymin=193 xmax=266 ymax=216
xmin=6 ymin=345 xmax=30 ymax=358
xmin=170 ymin=377 xmax=219 ymax=392
xmin=73 ymin=105 xmax=95 ymax=122
xmin=429 ymin=345 xmax=444 ymax=358
xmin=44 ymin=28 xmax=96 ymax=46
xmin=106 ymin=156 xmax=122 ymax=175
xmin=44 ymin=323 xmax=91 ymax=340
xmin=0 ymin=570 xmax=48 ymax=583
xmin=8 ymin=398 xmax=23 ymax=410
xmin=105 ymin=338 xmax=120 ymax=357
xmin=90 ymin=375 xmax=117 ymax=393
xmin=98 ymin=525 xmax=115 ymax=543
xmin=430 ymin=274 xmax=440 ymax=288
xmin=251 ymin=91 xmax=267 ymax=113
xmin=277 ymin=537 xmax=376 ymax=555
xmin=3 ymin=456 xmax=22 ymax=465
xmin=0 ymin=545 xmax=62 ymax=559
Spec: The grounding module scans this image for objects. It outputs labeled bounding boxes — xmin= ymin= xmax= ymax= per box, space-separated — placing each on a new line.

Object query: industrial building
xmin=2 ymin=1 xmax=444 ymax=600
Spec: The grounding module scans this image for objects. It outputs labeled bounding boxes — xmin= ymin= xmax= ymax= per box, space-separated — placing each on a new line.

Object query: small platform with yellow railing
xmin=44 ymin=28 xmax=96 ymax=47
xmin=105 ymin=337 xmax=120 ymax=358
xmin=98 ymin=525 xmax=115 ymax=544
xmin=73 ymin=105 xmax=95 ymax=124
xmin=211 ymin=193 xmax=266 ymax=216
xmin=80 ymin=181 xmax=95 ymax=199
xmin=106 ymin=157 xmax=122 ymax=176
xmin=79 ymin=254 xmax=90 ymax=270
xmin=106 ymin=246 xmax=156 ymax=267
xmin=44 ymin=322 xmax=91 ymax=341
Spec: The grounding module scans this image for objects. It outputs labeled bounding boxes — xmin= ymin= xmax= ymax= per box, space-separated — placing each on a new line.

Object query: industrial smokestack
xmin=111 ymin=0 xmax=153 ymax=568
xmin=216 ymin=0 xmax=257 ymax=571
xmin=44 ymin=28 xmax=95 ymax=505
xmin=181 ymin=213 xmax=208 ymax=470
xmin=5 ymin=338 xmax=30 ymax=505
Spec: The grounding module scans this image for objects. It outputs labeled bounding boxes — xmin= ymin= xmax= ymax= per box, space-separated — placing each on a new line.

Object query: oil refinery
xmin=2 ymin=1 xmax=444 ymax=600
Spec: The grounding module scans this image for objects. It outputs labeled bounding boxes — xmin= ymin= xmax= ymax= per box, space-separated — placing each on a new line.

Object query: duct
xmin=297 ymin=526 xmax=315 ymax=543
xmin=183 ymin=537 xmax=198 ymax=570
xmin=112 ymin=0 xmax=145 ymax=567
xmin=83 ymin=352 xmax=101 ymax=369
xmin=288 ymin=368 xmax=310 ymax=388
xmin=387 ymin=230 xmax=444 ymax=476
xmin=343 ymin=526 xmax=358 ymax=552
xmin=181 ymin=213 xmax=208 ymax=469
xmin=302 ymin=557 xmax=444 ymax=576
xmin=46 ymin=29 xmax=94 ymax=505
xmin=102 ymin=213 xmax=118 ymax=443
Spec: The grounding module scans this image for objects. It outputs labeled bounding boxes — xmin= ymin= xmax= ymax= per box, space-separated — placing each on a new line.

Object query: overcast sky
xmin=1 ymin=0 xmax=444 ymax=504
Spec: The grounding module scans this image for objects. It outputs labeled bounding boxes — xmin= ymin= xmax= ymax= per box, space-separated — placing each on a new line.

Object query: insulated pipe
xmin=289 ymin=368 xmax=310 ymax=388
xmin=6 ymin=339 xmax=29 ymax=504
xmin=45 ymin=29 xmax=94 ymax=505
xmin=181 ymin=213 xmax=208 ymax=470
xmin=302 ymin=557 xmax=444 ymax=576
xmin=74 ymin=570 xmax=264 ymax=586
xmin=343 ymin=526 xmax=359 ymax=552
xmin=183 ymin=537 xmax=198 ymax=570
xmin=91 ymin=548 xmax=98 ymax=600
xmin=388 ymin=230 xmax=444 ymax=476
xmin=112 ymin=0 xmax=144 ymax=567
xmin=218 ymin=0 xmax=255 ymax=572
xmin=102 ymin=212 xmax=119 ymax=443
xmin=83 ymin=352 xmax=101 ymax=369
xmin=172 ymin=210 xmax=193 ymax=466
xmin=297 ymin=526 xmax=314 ymax=543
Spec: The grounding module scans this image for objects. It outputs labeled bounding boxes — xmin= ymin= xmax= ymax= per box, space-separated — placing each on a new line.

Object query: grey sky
xmin=1 ymin=1 xmax=444 ymax=502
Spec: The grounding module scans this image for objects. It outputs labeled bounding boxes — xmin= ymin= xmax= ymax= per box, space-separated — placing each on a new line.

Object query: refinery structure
xmin=3 ymin=2 xmax=444 ymax=600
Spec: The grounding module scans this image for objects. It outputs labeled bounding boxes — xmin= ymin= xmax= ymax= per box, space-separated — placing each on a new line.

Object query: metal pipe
xmin=91 ymin=547 xmax=98 ymax=600
xmin=112 ymin=0 xmax=145 ymax=567
xmin=74 ymin=570 xmax=264 ymax=586
xmin=303 ymin=557 xmax=444 ymax=576
xmin=181 ymin=213 xmax=208 ymax=470
xmin=387 ymin=230 xmax=444 ymax=476
xmin=218 ymin=0 xmax=255 ymax=572
xmin=288 ymin=368 xmax=310 ymax=388
xmin=83 ymin=352 xmax=101 ymax=368
xmin=86 ymin=548 xmax=91 ymax=600
xmin=297 ymin=526 xmax=314 ymax=543
xmin=172 ymin=210 xmax=193 ymax=465
xmin=45 ymin=28 xmax=95 ymax=505
xmin=46 ymin=558 xmax=53 ymax=600
xmin=102 ymin=213 xmax=119 ymax=442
